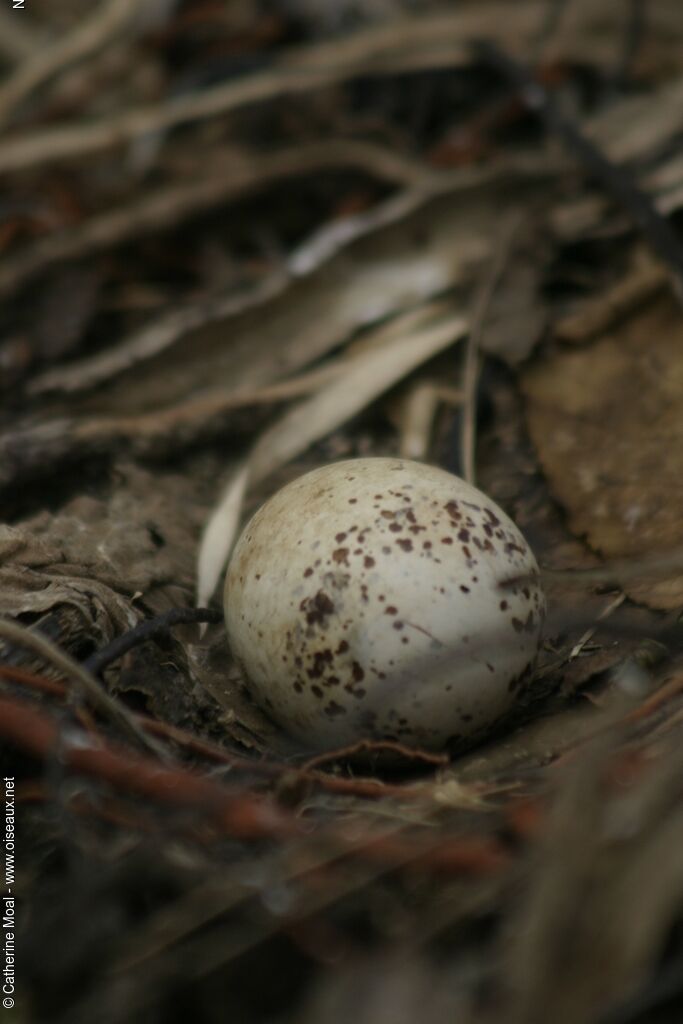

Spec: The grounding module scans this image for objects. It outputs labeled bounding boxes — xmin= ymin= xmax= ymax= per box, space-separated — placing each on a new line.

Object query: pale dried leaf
xmin=29 ymin=188 xmax=491 ymax=407
xmin=248 ymin=305 xmax=467 ymax=482
xmin=196 ymin=302 xmax=468 ymax=604
xmin=197 ymin=461 xmax=249 ymax=609
xmin=396 ymin=381 xmax=443 ymax=460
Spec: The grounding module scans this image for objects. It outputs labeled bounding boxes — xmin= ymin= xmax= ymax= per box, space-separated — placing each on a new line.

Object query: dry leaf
xmin=197 ymin=302 xmax=468 ymax=605
xmin=30 ymin=188 xmax=489 ymax=407
xmin=522 ymin=293 xmax=683 ymax=609
xmin=1 ymin=465 xmax=204 ymax=651
xmin=197 ymin=462 xmax=249 ymax=610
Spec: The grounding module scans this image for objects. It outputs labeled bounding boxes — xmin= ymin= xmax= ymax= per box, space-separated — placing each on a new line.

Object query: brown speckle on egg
xmin=332 ymin=548 xmax=349 ymax=566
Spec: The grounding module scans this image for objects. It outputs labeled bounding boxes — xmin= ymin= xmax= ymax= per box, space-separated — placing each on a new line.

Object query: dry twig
xmin=0 ymin=139 xmax=437 ymax=299
xmin=474 ymin=40 xmax=683 ymax=298
xmin=0 ymin=617 xmax=167 ymax=758
xmin=461 ymin=212 xmax=522 ymax=484
xmin=0 ymin=6 xmax=541 ymax=173
xmin=198 ymin=301 xmax=468 ymax=604
xmin=0 ymin=692 xmax=298 ymax=838
xmin=302 ymin=740 xmax=449 ymax=770
xmin=1 ymin=3 xmax=673 ymax=175
xmin=0 ymin=0 xmax=138 ymax=126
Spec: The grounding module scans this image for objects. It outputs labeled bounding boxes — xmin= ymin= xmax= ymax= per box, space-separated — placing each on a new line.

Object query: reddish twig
xmin=1 ymin=694 xmax=517 ymax=882
xmin=17 ymin=780 xmax=159 ymax=834
xmin=0 ymin=694 xmax=299 ymax=839
xmin=302 ymin=738 xmax=449 ymax=770
xmin=2 ymin=665 xmax=437 ymax=800
xmin=356 ymin=831 xmax=510 ymax=875
xmin=0 ymin=617 xmax=166 ymax=758
xmin=0 ymin=664 xmax=65 ymax=695
xmin=622 ymin=672 xmax=683 ymax=724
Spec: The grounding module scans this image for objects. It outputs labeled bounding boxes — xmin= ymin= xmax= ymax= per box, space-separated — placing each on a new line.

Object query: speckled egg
xmin=224 ymin=458 xmax=545 ymax=751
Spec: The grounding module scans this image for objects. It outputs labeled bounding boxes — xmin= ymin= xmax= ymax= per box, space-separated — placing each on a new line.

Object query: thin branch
xmin=461 ymin=212 xmax=521 ymax=485
xmin=33 ymin=157 xmax=534 ymax=397
xmin=0 ymin=139 xmax=435 ymax=298
xmin=3 ymin=661 xmax=437 ymax=801
xmin=0 ymin=663 xmax=64 ymax=696
xmin=503 ymin=547 xmax=683 ymax=588
xmin=302 ymin=739 xmax=448 ymax=770
xmin=29 ymin=269 xmax=290 ymax=396
xmin=473 ymin=40 xmax=683 ymax=299
xmin=0 ymin=4 xmax=649 ymax=174
xmin=0 ymin=0 xmax=137 ymax=126
xmin=0 ymin=693 xmax=298 ymax=838
xmin=0 ymin=9 xmax=518 ymax=173
xmin=0 ymin=617 xmax=168 ymax=758
xmin=568 ymin=593 xmax=626 ymax=661
xmin=613 ymin=0 xmax=647 ymax=87
xmin=554 ymin=259 xmax=667 ymax=342
xmin=84 ymin=607 xmax=222 ymax=676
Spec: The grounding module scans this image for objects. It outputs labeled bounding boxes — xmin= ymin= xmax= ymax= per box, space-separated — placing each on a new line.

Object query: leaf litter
xmin=1 ymin=3 xmax=683 ymax=1023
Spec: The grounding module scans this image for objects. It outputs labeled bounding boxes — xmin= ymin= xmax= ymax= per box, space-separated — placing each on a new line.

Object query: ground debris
xmin=1 ymin=2 xmax=683 ymax=1022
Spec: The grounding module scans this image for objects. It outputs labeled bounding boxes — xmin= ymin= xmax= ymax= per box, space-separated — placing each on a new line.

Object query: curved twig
xmin=0 ymin=617 xmax=167 ymax=758
xmin=84 ymin=606 xmax=222 ymax=676
xmin=0 ymin=0 xmax=137 ymax=126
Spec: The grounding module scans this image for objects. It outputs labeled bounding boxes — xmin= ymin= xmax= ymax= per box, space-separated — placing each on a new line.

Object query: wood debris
xmin=1 ymin=3 xmax=683 ymax=1023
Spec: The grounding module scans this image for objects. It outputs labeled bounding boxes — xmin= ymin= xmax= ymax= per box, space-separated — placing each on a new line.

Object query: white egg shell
xmin=224 ymin=458 xmax=545 ymax=751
